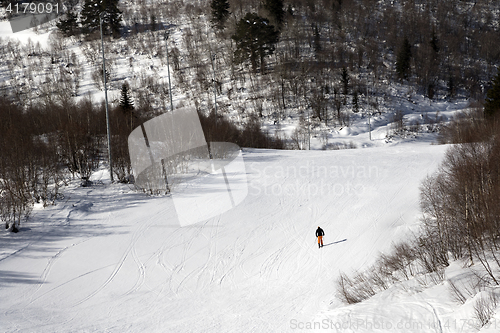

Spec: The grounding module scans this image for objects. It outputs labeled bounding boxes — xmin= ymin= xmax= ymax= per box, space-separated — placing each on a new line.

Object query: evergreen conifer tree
xmin=484 ymin=68 xmax=500 ymax=119
xmin=119 ymin=82 xmax=134 ymax=111
xmin=210 ymin=0 xmax=230 ymax=31
xmin=313 ymin=24 xmax=321 ymax=55
xmin=263 ymin=0 xmax=284 ymax=27
xmin=232 ymin=13 xmax=279 ymax=73
xmin=80 ymin=0 xmax=122 ymax=36
xmin=341 ymin=67 xmax=349 ymax=96
xmin=353 ymin=91 xmax=359 ymax=113
xmin=56 ymin=11 xmax=78 ymax=37
xmin=396 ymin=37 xmax=412 ymax=80
xmin=430 ymin=29 xmax=439 ymax=54
xmin=119 ymin=82 xmax=135 ymax=131
xmin=447 ymin=76 xmax=455 ymax=98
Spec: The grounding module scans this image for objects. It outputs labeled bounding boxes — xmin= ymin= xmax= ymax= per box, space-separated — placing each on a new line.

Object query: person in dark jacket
xmin=316 ymin=226 xmax=324 ymax=248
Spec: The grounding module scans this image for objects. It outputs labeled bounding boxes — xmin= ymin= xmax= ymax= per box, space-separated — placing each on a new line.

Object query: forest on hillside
xmin=1 ymin=0 xmax=500 ymax=230
xmin=1 ymin=0 xmax=499 ymax=120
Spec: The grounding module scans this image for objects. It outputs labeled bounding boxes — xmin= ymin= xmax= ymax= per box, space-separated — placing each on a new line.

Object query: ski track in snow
xmin=72 ymin=204 xmax=159 ymax=307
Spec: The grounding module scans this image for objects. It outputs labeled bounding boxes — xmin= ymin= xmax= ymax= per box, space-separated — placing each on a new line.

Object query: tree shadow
xmin=0 ymin=270 xmax=41 ymax=286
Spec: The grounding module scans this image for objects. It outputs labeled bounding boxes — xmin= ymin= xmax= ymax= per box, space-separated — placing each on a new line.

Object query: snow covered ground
xmin=1 ymin=141 xmax=453 ymax=332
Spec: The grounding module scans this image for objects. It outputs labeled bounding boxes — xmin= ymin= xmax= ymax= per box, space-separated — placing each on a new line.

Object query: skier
xmin=316 ymin=226 xmax=324 ymax=248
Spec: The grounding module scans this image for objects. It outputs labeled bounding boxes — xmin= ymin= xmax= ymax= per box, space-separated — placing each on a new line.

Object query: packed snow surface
xmin=1 ymin=143 xmax=453 ymax=332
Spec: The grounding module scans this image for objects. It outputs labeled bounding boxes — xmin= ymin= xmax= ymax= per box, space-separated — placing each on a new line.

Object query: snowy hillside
xmin=2 ymin=1 xmax=500 ymax=331
xmin=0 ymin=143 xmax=450 ymax=332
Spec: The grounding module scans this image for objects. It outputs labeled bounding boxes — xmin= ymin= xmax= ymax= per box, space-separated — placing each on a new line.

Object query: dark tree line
xmin=198 ymin=110 xmax=285 ymax=149
xmin=0 ymin=95 xmax=141 ymax=231
xmin=421 ymin=118 xmax=500 ymax=283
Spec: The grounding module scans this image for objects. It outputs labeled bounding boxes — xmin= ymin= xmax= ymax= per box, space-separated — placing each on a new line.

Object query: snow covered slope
xmin=0 ymin=143 xmax=448 ymax=332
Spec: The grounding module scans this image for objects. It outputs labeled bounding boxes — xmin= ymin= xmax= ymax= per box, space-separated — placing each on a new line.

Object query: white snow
xmin=1 ymin=141 xmax=456 ymax=332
